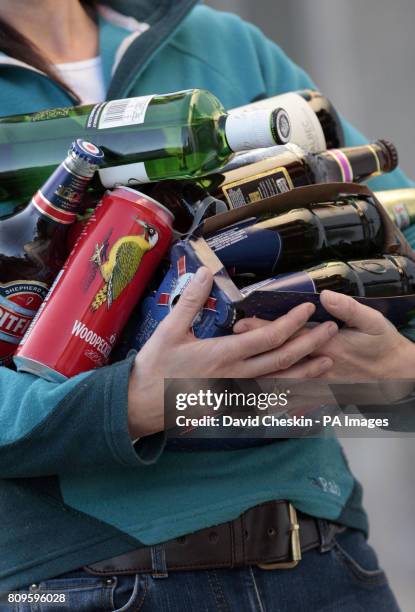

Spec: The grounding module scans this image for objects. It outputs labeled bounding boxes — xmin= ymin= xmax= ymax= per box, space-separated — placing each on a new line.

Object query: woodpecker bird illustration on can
xmin=14 ymin=187 xmax=174 ymax=381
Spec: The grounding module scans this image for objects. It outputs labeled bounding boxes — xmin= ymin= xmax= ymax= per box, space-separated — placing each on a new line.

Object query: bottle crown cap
xmin=71 ymin=139 xmax=105 ymax=165
xmin=377 ymin=139 xmax=399 ymax=172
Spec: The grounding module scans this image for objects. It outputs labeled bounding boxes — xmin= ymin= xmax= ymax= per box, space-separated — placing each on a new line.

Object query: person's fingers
xmin=320 ymin=290 xmax=388 ymax=335
xmin=235 ymin=318 xmax=318 ymax=337
xmin=271 ymin=356 xmax=334 ymax=379
xmin=164 ymin=267 xmax=213 ymax=336
xmin=233 ymin=317 xmax=269 ymax=334
xmin=241 ymin=320 xmax=338 ymax=377
xmin=229 ymin=303 xmax=316 ymax=360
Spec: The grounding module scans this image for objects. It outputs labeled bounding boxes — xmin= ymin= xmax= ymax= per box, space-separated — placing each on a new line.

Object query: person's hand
xmin=315 ymin=290 xmax=415 ymax=380
xmin=127 ymin=268 xmax=338 ymax=438
xmin=236 ymin=290 xmax=415 ymax=405
xmin=316 ymin=290 xmax=415 ymax=404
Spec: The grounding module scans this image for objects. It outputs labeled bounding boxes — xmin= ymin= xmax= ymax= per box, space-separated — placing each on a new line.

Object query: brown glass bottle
xmin=241 ymin=255 xmax=415 ymax=299
xmin=206 ymin=197 xmax=384 ymax=275
xmin=212 ymin=140 xmax=398 ymax=209
xmin=0 ymin=139 xmax=103 ymax=365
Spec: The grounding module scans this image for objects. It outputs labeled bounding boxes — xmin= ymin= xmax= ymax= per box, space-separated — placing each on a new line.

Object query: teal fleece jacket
xmin=0 ymin=0 xmax=414 ymax=590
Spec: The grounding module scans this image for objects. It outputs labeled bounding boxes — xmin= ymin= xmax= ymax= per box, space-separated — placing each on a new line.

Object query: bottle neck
xmin=31 ymin=154 xmax=96 ymax=225
xmin=348 ymin=256 xmax=412 ymax=297
xmin=318 ymin=140 xmax=398 ymax=183
xmin=224 ymin=108 xmax=291 ymax=153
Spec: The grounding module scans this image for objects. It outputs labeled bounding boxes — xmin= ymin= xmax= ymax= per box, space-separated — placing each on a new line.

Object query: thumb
xmin=320 ymin=290 xmax=387 ymax=335
xmin=165 ymin=267 xmax=214 ymax=336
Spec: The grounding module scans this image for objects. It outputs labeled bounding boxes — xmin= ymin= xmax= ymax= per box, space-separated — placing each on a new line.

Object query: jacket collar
xmin=97 ymin=4 xmax=151 ymax=91
xmin=99 ymin=0 xmax=196 ymax=25
xmin=102 ymin=0 xmax=198 ymax=99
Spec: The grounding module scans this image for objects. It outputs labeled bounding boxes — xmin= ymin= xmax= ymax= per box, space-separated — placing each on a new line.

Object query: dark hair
xmin=0 ymin=0 xmax=98 ymax=103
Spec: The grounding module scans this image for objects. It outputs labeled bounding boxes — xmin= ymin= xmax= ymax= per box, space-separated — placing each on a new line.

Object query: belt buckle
xmin=257 ymin=503 xmax=302 ymax=570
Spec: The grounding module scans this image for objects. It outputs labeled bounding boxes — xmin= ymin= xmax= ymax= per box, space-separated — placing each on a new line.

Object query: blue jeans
xmin=5 ymin=529 xmax=400 ymax=611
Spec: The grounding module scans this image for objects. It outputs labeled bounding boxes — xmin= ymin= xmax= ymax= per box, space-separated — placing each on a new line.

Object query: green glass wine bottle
xmin=0 ymin=89 xmax=291 ymax=217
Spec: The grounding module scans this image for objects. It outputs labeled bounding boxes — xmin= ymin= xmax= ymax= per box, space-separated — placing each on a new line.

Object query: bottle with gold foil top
xmin=375 ymin=188 xmax=415 ymax=230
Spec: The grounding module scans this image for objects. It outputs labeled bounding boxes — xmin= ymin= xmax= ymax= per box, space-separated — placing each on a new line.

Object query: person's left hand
xmin=311 ymin=290 xmax=415 ymax=380
xmin=234 ymin=290 xmax=415 ymax=381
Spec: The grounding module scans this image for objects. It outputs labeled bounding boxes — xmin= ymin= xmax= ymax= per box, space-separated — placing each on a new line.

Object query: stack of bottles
xmin=204 ymin=198 xmax=415 ymax=300
xmin=0 ymin=86 xmax=414 ymax=376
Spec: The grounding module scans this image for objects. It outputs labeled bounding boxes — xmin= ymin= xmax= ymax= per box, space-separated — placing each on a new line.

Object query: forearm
xmin=0 ymin=356 xmax=164 ymax=478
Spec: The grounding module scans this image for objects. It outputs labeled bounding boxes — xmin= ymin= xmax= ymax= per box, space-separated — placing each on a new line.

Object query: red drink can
xmin=14 ymin=187 xmax=174 ymax=381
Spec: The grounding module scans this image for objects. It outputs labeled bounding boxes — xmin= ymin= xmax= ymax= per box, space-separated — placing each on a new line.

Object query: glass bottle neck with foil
xmin=31 ymin=153 xmax=98 ymax=225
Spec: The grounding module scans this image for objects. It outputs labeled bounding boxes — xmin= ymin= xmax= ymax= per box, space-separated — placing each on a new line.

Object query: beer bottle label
xmin=87 ymin=95 xmax=153 ymax=130
xmin=32 ymin=163 xmax=90 ymax=224
xmin=221 ymin=166 xmax=294 ymax=208
xmin=0 ymin=281 xmax=48 ymax=365
xmin=325 ymin=149 xmax=354 ymax=182
xmin=207 ymin=218 xmax=283 ymax=275
xmin=133 ymin=248 xmax=227 ymax=353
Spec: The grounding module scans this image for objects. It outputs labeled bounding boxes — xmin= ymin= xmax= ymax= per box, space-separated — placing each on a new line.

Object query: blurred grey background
xmin=205 ymin=0 xmax=415 ymax=609
xmin=207 ymin=0 xmax=414 ymax=177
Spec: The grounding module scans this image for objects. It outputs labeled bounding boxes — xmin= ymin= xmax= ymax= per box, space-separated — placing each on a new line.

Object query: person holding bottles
xmin=0 ymin=1 xmax=414 ymax=610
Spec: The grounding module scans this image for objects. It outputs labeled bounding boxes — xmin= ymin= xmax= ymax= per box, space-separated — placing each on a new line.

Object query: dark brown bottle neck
xmin=316 ymin=140 xmax=398 ymax=183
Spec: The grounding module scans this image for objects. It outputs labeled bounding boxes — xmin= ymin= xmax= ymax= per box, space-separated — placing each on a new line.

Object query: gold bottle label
xmin=221 ymin=166 xmax=294 ymax=209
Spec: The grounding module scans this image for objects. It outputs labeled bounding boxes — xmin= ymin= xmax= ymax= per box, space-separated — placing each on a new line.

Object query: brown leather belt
xmin=84 ymin=501 xmax=339 ymax=575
